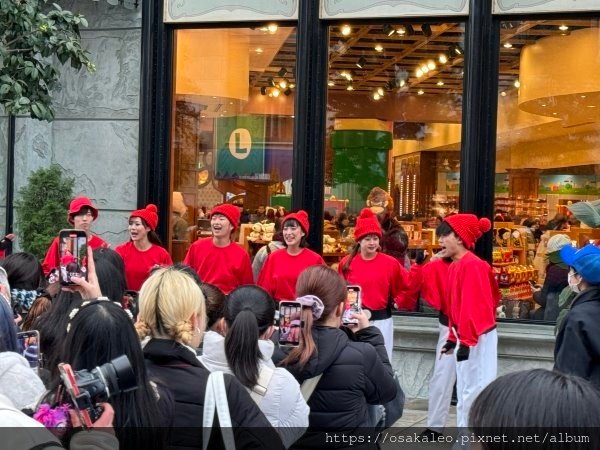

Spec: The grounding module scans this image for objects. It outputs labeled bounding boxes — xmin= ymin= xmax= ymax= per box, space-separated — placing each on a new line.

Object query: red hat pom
xmin=479 ymin=217 xmax=492 ymax=233
xmin=359 ymin=208 xmax=375 ymax=219
xmin=147 ymin=204 xmax=158 ymax=213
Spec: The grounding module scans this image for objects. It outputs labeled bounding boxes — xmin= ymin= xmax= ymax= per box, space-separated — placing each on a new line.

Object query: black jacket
xmin=554 ymin=286 xmax=600 ymax=387
xmin=274 ymin=326 xmax=397 ymax=449
xmin=143 ymin=338 xmax=284 ymax=450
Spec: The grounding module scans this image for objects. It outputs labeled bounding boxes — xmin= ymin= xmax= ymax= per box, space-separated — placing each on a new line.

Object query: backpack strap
xmin=266 ymin=243 xmax=273 ymax=255
xmin=249 ymin=365 xmax=275 ymax=404
xmin=300 ymin=374 xmax=323 ymax=402
xmin=203 ymin=371 xmax=236 ymax=450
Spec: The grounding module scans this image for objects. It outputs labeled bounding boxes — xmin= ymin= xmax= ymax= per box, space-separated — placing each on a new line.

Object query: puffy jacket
xmin=143 ymin=338 xmax=284 ymax=450
xmin=554 ymin=286 xmax=600 ymax=387
xmin=0 ymin=352 xmax=45 ymax=410
xmin=274 ymin=326 xmax=397 ymax=449
xmin=199 ymin=331 xmax=309 ymax=448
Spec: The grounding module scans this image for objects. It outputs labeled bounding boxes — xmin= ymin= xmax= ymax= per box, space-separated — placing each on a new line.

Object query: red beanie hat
xmin=68 ymin=196 xmax=98 ymax=224
xmin=131 ymin=204 xmax=159 ymax=231
xmin=284 ymin=210 xmax=310 ymax=234
xmin=354 ymin=208 xmax=383 ymax=242
xmin=444 ymin=213 xmax=492 ymax=249
xmin=211 ymin=204 xmax=241 ymax=230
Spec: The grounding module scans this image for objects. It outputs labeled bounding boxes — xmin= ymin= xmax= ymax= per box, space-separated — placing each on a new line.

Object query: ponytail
xmin=341 ymin=243 xmax=360 ymax=275
xmin=148 ymin=230 xmax=163 ymax=246
xmin=280 ymin=306 xmax=316 ymax=368
xmin=225 ymin=309 xmax=261 ymax=388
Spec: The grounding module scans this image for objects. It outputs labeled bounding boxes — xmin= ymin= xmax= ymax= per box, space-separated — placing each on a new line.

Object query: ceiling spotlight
xmin=450 ymin=45 xmax=463 ymax=56
xmin=373 ymin=92 xmax=381 ymax=100
xmin=260 ymin=87 xmax=267 ymax=95
xmin=328 ymin=81 xmax=335 ymax=87
xmin=558 ymin=24 xmax=569 ymax=31
xmin=383 ymin=24 xmax=395 ymax=36
xmin=427 ymin=60 xmax=436 ymax=71
xmin=255 ymin=47 xmax=263 ymax=54
xmin=267 ymin=77 xmax=276 ymax=87
xmin=503 ymin=42 xmax=513 ymax=48
xmin=341 ymin=71 xmax=353 ymax=81
xmin=501 ymin=91 xmax=506 ymax=97
xmin=439 ymin=53 xmax=448 ymax=64
xmin=396 ymin=26 xmax=406 ymax=36
xmin=377 ymin=87 xmax=384 ymax=96
xmin=289 ymin=83 xmax=295 ymax=89
xmin=437 ymin=80 xmax=444 ymax=86
xmin=356 ymin=56 xmax=367 ymax=69
xmin=272 ymin=88 xmax=281 ymax=97
xmin=416 ymin=68 xmax=423 ymax=78
xmin=267 ymin=23 xmax=278 ymax=33
xmin=421 ymin=24 xmax=432 ymax=38
xmin=341 ymin=24 xmax=352 ymax=36
xmin=421 ymin=64 xmax=430 ymax=74
xmin=514 ymin=79 xmax=521 ymax=88
xmin=374 ymin=43 xmax=384 ymax=52
xmin=279 ymin=79 xmax=288 ymax=89
xmin=417 ymin=89 xmax=424 ymax=95
xmin=346 ymin=84 xmax=354 ymax=91
xmin=277 ymin=67 xmax=288 ymax=77
xmin=399 ymin=79 xmax=406 ymax=87
xmin=405 ymin=24 xmax=415 ymax=36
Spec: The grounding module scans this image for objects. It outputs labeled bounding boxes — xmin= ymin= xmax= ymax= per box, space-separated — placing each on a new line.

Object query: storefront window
xmin=169 ymin=26 xmax=296 ymax=262
xmin=323 ymin=22 xmax=465 ymax=279
xmin=494 ymin=18 xmax=600 ymax=321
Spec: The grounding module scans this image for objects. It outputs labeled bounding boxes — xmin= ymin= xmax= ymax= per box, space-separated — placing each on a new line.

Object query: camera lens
xmin=95 ymin=355 xmax=137 ymax=397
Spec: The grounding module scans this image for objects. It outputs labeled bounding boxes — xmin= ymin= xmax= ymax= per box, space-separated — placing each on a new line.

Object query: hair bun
xmin=359 ymin=208 xmax=375 ymax=219
xmin=479 ymin=217 xmax=492 ymax=233
xmin=147 ymin=204 xmax=158 ymax=213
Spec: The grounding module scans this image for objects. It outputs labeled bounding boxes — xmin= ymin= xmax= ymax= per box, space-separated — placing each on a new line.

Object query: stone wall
xmin=3 ymin=1 xmax=142 ymax=249
xmin=392 ymin=315 xmax=555 ymax=399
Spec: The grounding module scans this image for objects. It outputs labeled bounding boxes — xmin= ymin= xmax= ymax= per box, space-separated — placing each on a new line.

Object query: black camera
xmin=58 ymin=355 xmax=137 ymax=427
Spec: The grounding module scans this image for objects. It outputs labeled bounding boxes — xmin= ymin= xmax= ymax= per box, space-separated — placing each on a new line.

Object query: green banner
xmin=215 ymin=116 xmax=266 ymax=180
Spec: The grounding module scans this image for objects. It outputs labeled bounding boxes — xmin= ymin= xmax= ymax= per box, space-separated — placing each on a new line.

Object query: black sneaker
xmin=419 ymin=429 xmax=444 ymax=440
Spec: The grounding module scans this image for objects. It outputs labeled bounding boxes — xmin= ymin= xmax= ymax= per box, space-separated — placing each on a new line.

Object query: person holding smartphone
xmin=257 ymin=210 xmax=324 ymax=303
xmin=42 ymin=196 xmax=109 ymax=276
xmin=339 ymin=208 xmax=410 ymax=360
xmin=115 ymin=204 xmax=172 ymax=291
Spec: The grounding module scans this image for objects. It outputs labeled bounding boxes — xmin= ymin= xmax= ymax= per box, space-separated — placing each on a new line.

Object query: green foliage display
xmin=0 ymin=0 xmax=95 ymax=121
xmin=15 ymin=165 xmax=74 ymax=259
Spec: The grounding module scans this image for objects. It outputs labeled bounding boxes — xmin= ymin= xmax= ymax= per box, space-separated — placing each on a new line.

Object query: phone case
xmin=58 ymin=229 xmax=89 ymax=286
xmin=343 ymin=286 xmax=361 ymax=324
xmin=278 ymin=301 xmax=302 ymax=347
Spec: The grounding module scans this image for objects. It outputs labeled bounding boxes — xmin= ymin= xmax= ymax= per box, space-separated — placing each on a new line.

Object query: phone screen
xmin=278 ymin=301 xmax=302 ymax=347
xmin=59 ymin=229 xmax=88 ymax=285
xmin=343 ymin=285 xmax=362 ymax=324
xmin=17 ymin=330 xmax=41 ymax=371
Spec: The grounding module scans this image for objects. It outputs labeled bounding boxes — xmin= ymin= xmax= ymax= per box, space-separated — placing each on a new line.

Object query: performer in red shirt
xmin=42 ymin=196 xmax=109 ymax=276
xmin=257 ymin=210 xmax=324 ymax=302
xmin=437 ymin=213 xmax=500 ymax=429
xmin=115 ymin=204 xmax=172 ymax=291
xmin=339 ymin=208 xmax=409 ymax=360
xmin=184 ymin=203 xmax=252 ymax=294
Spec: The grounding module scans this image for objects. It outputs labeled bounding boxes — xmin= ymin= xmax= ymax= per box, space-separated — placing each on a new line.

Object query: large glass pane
xmin=495 ymin=18 xmax=600 ymax=321
xmin=169 ymin=26 xmax=296 ymax=262
xmin=324 ymin=22 xmax=465 ymax=287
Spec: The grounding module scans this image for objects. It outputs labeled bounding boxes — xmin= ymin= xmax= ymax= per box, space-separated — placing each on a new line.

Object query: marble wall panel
xmin=93 ymin=209 xmax=132 ymax=248
xmin=57 ymin=0 xmax=142 ymax=29
xmin=14 ymin=119 xmax=138 ymax=213
xmin=52 ymin=29 xmax=141 ymax=120
xmin=0 ymin=116 xmax=7 ymax=206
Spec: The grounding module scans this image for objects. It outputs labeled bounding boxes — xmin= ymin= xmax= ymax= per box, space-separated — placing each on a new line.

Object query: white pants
xmin=454 ymin=329 xmax=497 ymax=428
xmin=371 ymin=317 xmax=394 ymax=361
xmin=427 ymin=323 xmax=456 ymax=432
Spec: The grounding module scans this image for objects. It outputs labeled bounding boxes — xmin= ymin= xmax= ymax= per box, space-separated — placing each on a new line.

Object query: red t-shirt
xmin=183 ymin=238 xmax=253 ymax=294
xmin=42 ymin=234 xmax=109 ymax=275
xmin=401 ymin=259 xmax=452 ymax=314
xmin=115 ymin=241 xmax=173 ymax=291
xmin=338 ymin=252 xmax=409 ymax=311
xmin=257 ymin=248 xmax=325 ymax=301
xmin=446 ymin=252 xmax=500 ymax=347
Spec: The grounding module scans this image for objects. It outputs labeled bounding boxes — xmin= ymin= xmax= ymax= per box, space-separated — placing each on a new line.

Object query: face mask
xmin=568 ymin=272 xmax=581 ymax=294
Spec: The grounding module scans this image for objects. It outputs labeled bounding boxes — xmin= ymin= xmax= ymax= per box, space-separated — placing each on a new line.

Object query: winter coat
xmin=554 ymin=285 xmax=600 ymax=388
xmin=143 ymin=338 xmax=284 ymax=450
xmin=0 ymin=352 xmax=45 ymax=410
xmin=532 ymin=262 xmax=568 ymax=321
xmin=199 ymin=331 xmax=309 ymax=448
xmin=273 ymin=326 xmax=397 ymax=450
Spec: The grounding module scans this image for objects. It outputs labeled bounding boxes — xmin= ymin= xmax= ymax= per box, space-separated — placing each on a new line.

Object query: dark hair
xmin=201 ymin=282 xmax=226 ymax=329
xmin=470 ymin=369 xmax=600 ymax=449
xmin=282 ymin=265 xmax=346 ymax=368
xmin=224 ymin=286 xmax=275 ymax=389
xmin=341 ymin=243 xmax=360 ymax=275
xmin=282 ymin=218 xmax=308 ymax=248
xmin=435 ymin=220 xmax=455 ymax=238
xmin=382 ymin=227 xmax=409 ymax=260
xmin=172 ymin=263 xmax=201 ymax=284
xmin=0 ymin=299 xmax=18 ymax=352
xmin=131 ymin=217 xmax=163 ymax=246
xmin=93 ymin=247 xmax=125 ymax=274
xmin=0 ymin=252 xmax=46 ymax=291
xmin=60 ymin=301 xmax=168 ymax=449
xmin=94 ymin=250 xmax=127 ymax=303
xmin=21 ymin=294 xmax=52 ymax=331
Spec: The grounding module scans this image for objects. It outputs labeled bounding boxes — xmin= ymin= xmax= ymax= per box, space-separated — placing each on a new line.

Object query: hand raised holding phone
xmin=63 ymin=245 xmax=102 ymax=299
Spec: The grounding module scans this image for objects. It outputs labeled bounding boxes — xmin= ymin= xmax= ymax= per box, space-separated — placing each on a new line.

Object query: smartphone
xmin=278 ymin=301 xmax=302 ymax=347
xmin=58 ymin=229 xmax=88 ymax=286
xmin=343 ymin=285 xmax=362 ymax=325
xmin=17 ymin=330 xmax=41 ymax=371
